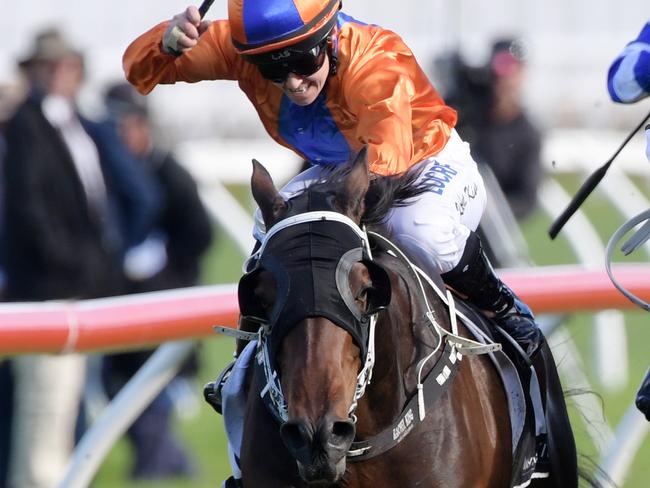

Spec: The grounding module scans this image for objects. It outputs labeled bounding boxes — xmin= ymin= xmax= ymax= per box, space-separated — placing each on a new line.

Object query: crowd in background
xmin=0 ymin=28 xmax=213 ymax=487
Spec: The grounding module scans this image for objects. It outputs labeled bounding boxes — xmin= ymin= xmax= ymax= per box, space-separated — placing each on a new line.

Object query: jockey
xmin=607 ymin=19 xmax=650 ymax=422
xmin=124 ymin=0 xmax=543 ymax=358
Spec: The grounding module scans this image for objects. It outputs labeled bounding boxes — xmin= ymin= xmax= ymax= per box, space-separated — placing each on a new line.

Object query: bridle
xmin=239 ymin=211 xmax=389 ymax=424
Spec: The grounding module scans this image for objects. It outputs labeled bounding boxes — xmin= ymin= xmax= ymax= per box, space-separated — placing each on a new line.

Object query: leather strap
xmin=347 ymin=341 xmax=461 ymax=461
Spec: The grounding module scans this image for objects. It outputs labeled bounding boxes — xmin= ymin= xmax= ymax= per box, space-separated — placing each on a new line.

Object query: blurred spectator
xmin=105 ymin=82 xmax=213 ymax=292
xmin=439 ymin=38 xmax=543 ymax=221
xmin=607 ymin=19 xmax=650 ymax=421
xmin=0 ymin=82 xmax=25 ymax=298
xmin=2 ymin=28 xmax=161 ymax=487
xmin=0 ymin=80 xmax=24 ymax=488
xmin=99 ymin=81 xmax=214 ymax=480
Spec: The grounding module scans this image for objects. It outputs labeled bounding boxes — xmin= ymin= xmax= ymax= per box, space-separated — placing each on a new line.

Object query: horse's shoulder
xmin=368 ymin=235 xmax=449 ymax=327
xmin=369 ymin=232 xmax=446 ymax=295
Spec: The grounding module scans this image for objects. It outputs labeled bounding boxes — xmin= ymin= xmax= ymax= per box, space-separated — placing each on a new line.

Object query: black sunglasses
xmin=250 ymin=41 xmax=328 ymax=83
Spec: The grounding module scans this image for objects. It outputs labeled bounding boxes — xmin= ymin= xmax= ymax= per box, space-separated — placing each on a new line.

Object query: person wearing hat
xmin=100 ymin=81 xmax=213 ymax=480
xmin=125 ymin=1 xmax=545 ymax=359
xmin=0 ymin=80 xmax=24 ymax=487
xmin=3 ymin=28 xmax=162 ymax=487
xmin=447 ymin=38 xmax=542 ymax=225
xmin=104 ymin=82 xmax=213 ymax=293
xmin=484 ymin=38 xmax=542 ymax=218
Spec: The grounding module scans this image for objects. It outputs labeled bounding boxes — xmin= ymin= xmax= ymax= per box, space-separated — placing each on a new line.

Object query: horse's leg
xmin=240 ymin=383 xmax=303 ymax=487
xmin=532 ymin=343 xmax=578 ymax=488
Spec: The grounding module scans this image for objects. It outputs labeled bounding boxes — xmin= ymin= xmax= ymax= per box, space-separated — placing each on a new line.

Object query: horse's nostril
xmin=280 ymin=421 xmax=312 ymax=458
xmin=331 ymin=419 xmax=355 ymax=439
xmin=329 ymin=419 xmax=356 ymax=448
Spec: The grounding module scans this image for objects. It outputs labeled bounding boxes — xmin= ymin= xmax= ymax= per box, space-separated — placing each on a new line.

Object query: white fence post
xmin=59 ymin=341 xmax=195 ymax=488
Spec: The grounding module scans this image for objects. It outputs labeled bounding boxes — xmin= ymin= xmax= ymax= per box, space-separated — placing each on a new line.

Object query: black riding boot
xmin=441 ymin=231 xmax=544 ymax=358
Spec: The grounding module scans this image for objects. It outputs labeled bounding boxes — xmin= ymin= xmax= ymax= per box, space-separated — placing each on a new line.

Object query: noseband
xmin=238 ymin=211 xmax=391 ymax=423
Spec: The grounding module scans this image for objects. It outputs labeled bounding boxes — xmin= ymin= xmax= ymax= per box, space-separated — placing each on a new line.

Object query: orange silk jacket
xmin=124 ymin=12 xmax=457 ymax=176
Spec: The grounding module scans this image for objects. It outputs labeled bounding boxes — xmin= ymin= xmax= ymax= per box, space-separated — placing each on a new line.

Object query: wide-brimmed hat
xmin=18 ymin=28 xmax=82 ymax=68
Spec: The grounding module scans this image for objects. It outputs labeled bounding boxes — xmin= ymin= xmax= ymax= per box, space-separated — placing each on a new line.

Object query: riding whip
xmin=198 ymin=0 xmax=215 ymax=18
xmin=548 ymin=109 xmax=650 ymax=239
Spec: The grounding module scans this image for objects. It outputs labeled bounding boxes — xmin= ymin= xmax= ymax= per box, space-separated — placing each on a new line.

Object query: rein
xmin=345 ymin=232 xmax=501 ymax=461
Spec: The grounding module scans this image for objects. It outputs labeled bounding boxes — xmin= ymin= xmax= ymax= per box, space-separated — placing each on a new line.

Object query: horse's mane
xmin=306 ymin=163 xmax=429 ymax=227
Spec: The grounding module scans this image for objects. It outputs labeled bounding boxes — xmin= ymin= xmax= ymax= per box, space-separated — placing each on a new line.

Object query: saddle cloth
xmin=221 ymin=341 xmax=257 ymax=485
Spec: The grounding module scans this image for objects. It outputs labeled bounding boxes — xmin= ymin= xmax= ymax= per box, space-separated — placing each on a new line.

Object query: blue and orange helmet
xmin=228 ymin=0 xmax=341 ymax=56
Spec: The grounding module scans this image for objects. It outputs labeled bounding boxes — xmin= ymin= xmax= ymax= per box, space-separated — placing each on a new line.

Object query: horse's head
xmin=240 ymin=149 xmax=391 ymax=483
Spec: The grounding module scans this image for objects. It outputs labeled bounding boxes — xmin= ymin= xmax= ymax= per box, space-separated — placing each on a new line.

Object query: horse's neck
xmin=355 ymin=252 xmax=448 ymax=435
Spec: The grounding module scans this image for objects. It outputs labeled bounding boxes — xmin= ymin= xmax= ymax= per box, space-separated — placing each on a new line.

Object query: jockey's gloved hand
xmin=162 ymin=5 xmax=211 ymax=55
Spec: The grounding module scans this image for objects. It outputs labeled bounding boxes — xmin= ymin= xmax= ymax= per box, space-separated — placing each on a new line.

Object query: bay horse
xmin=234 ymin=149 xmax=579 ymax=487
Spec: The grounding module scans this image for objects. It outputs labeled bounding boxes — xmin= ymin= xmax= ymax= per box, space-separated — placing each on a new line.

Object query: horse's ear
xmin=251 ymin=159 xmax=287 ymax=227
xmin=338 ymin=147 xmax=370 ymax=221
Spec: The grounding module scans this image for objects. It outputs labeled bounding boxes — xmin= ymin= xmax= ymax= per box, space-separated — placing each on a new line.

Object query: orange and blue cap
xmin=228 ymin=0 xmax=341 ymax=55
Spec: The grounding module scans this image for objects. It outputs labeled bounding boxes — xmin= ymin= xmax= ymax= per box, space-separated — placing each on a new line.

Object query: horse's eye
xmin=253 ymin=271 xmax=277 ymax=316
xmin=355 ymin=285 xmax=372 ymax=307
xmin=259 ymin=294 xmax=274 ymax=311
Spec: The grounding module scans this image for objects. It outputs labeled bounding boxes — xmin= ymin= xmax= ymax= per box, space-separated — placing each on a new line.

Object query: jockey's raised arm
xmin=124 ymin=17 xmax=239 ymax=94
xmin=161 ymin=6 xmax=210 ymax=54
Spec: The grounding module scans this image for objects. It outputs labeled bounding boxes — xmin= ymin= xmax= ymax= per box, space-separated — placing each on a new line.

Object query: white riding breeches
xmin=253 ymin=130 xmax=486 ymax=275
